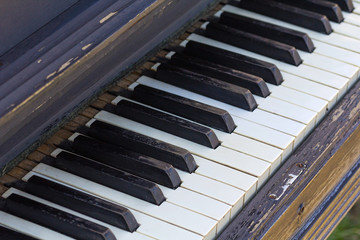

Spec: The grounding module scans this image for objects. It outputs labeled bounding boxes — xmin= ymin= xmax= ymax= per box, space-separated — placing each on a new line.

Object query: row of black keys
xmin=148 ymin=0 xmax=353 ymax=113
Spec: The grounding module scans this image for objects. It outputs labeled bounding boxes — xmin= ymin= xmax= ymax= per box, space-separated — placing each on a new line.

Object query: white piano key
xmin=2 ymin=188 xmax=154 ymax=240
xmin=354 ymin=2 xmax=360 ymax=14
xmin=29 ymin=164 xmax=218 ymax=239
xmin=213 ymin=129 xmax=283 ymax=172
xmin=133 ymin=76 xmax=307 ymax=139
xmin=231 ymin=116 xmax=295 ymax=160
xmin=94 ymin=110 xmax=268 ymax=186
xmin=158 ymin=186 xmax=231 ymax=234
xmin=193 ymin=156 xmax=255 ymax=202
xmin=269 ymin=85 xmax=328 ymax=121
xmin=281 ymin=72 xmax=338 ymax=109
xmin=311 ymin=39 xmax=360 ymax=69
xmin=177 ymin=171 xmax=245 ymax=214
xmin=332 ymin=22 xmax=360 ymax=41
xmin=298 ymin=50 xmax=359 ymax=81
xmin=255 ymin=96 xmax=318 ymax=126
xmin=133 ymin=208 xmax=203 ymax=240
xmin=0 ymin=211 xmax=74 ymax=240
xmin=186 ymin=33 xmax=349 ymax=97
xmin=342 ymin=11 xmax=360 ymax=27
xmin=221 ymin=5 xmax=360 ymax=54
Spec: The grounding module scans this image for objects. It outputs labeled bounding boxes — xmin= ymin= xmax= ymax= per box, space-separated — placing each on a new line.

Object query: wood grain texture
xmin=218 ymin=79 xmax=360 ymax=240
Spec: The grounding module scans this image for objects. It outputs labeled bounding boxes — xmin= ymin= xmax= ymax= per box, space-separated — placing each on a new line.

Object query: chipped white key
xmin=0 ymin=211 xmax=74 ymax=240
xmin=29 ymin=164 xmax=218 ymax=239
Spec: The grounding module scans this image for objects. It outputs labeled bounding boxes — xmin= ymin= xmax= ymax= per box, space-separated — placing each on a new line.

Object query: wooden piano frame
xmin=1 ymin=0 xmax=360 ymax=239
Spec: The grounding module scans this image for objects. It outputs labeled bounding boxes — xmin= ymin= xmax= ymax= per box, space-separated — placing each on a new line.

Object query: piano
xmin=0 ymin=0 xmax=360 ymax=239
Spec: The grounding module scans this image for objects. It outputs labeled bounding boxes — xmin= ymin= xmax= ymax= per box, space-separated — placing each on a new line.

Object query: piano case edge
xmin=218 ymin=79 xmax=360 ymax=240
xmin=0 ymin=0 xmax=220 ymax=174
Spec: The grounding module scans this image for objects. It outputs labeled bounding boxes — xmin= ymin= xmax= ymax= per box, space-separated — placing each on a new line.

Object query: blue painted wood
xmin=0 ymin=0 xmax=217 ymax=173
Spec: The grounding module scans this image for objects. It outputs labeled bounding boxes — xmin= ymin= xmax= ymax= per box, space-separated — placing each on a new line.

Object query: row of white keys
xmin=93 ymin=110 xmax=264 ymax=190
xmin=221 ymin=5 xmax=360 ymax=57
xmin=2 ymin=188 xmax=154 ymax=240
xmin=112 ymin=96 xmax=282 ymax=172
xmin=0 ymin=211 xmax=75 ymax=240
xmin=187 ymin=33 xmax=349 ymax=99
xmin=134 ymin=76 xmax=308 ymax=147
xmin=27 ymin=165 xmax=216 ymax=240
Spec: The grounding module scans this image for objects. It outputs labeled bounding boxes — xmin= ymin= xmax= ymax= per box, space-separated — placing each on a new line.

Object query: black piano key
xmin=132 ymin=84 xmax=237 ymax=132
xmin=69 ymin=135 xmax=181 ymax=189
xmin=327 ymin=0 xmax=354 ymax=12
xmin=1 ymin=194 xmax=116 ymax=240
xmin=0 ymin=226 xmax=37 ymax=240
xmin=11 ymin=176 xmax=139 ymax=232
xmin=236 ymin=0 xmax=333 ymax=34
xmin=203 ymin=21 xmax=302 ymax=66
xmin=43 ymin=153 xmax=165 ymax=205
xmin=155 ymin=63 xmax=258 ymax=111
xmin=272 ymin=0 xmax=344 ymax=23
xmin=182 ymin=41 xmax=283 ymax=85
xmin=115 ymin=99 xmax=221 ymax=148
xmin=168 ymin=53 xmax=270 ymax=97
xmin=217 ymin=11 xmax=315 ymax=52
xmin=83 ymin=120 xmax=197 ymax=173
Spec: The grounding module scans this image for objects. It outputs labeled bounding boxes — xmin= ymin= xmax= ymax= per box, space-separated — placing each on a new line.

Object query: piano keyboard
xmin=1 ymin=0 xmax=360 ymax=239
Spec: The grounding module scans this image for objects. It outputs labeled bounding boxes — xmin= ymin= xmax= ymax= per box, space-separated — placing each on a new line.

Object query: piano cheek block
xmin=2 ymin=194 xmax=117 ymax=240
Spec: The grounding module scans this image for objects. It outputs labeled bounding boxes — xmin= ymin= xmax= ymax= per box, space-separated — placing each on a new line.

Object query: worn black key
xmin=182 ymin=41 xmax=283 ymax=85
xmin=1 ymin=194 xmax=116 ymax=240
xmin=0 ymin=226 xmax=37 ymax=240
xmin=327 ymin=0 xmax=354 ymax=12
xmin=43 ymin=152 xmax=165 ymax=205
xmin=155 ymin=63 xmax=257 ymax=111
xmin=132 ymin=84 xmax=237 ymax=132
xmin=68 ymin=134 xmax=181 ymax=189
xmin=11 ymin=177 xmax=139 ymax=232
xmin=203 ymin=21 xmax=302 ymax=65
xmin=236 ymin=0 xmax=333 ymax=34
xmin=272 ymin=0 xmax=344 ymax=22
xmin=115 ymin=99 xmax=221 ymax=148
xmin=82 ymin=120 xmax=197 ymax=173
xmin=168 ymin=53 xmax=270 ymax=97
xmin=217 ymin=11 xmax=315 ymax=52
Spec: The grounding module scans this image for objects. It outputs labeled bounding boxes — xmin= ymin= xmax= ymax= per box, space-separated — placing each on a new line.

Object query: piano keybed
xmin=1 ymin=0 xmax=360 ymax=239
